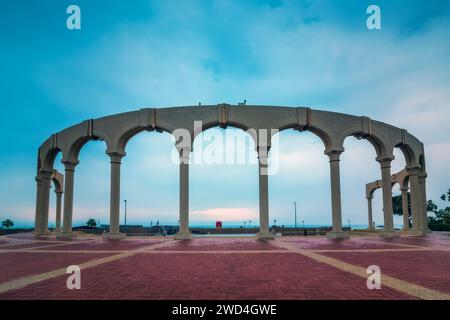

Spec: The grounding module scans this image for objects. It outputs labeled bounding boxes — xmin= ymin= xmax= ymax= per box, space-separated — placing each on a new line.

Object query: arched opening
xmin=72 ymin=140 xmax=110 ymax=229
xmin=47 ymin=152 xmax=64 ymax=231
xmin=340 ymin=136 xmax=381 ymax=230
xmin=391 ymin=147 xmax=409 ymax=229
xmin=190 ymin=126 xmax=259 ymax=233
xmin=121 ymin=131 xmax=178 ymax=230
xmin=270 ymin=129 xmax=331 ymax=231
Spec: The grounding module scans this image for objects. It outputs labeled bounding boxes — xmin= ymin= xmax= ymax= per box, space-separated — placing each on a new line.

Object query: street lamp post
xmin=302 ymin=220 xmax=305 ymax=229
xmin=348 ymin=219 xmax=351 ymax=229
xmin=124 ymin=199 xmax=127 ymax=226
xmin=294 ymin=201 xmax=297 ymax=229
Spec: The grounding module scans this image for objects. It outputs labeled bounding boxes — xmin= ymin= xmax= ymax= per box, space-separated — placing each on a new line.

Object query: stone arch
xmin=191 ymin=123 xmax=259 ymax=153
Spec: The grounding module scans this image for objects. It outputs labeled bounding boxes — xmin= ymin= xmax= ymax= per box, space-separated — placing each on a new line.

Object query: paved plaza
xmin=1 ymin=232 xmax=450 ymax=300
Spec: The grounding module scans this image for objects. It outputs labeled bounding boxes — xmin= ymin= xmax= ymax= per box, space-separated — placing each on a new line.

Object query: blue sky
xmin=1 ymin=0 xmax=450 ymax=228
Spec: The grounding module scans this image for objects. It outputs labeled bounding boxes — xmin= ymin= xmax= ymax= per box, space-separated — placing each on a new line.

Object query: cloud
xmin=191 ymin=207 xmax=258 ymax=222
xmin=1 ymin=1 xmax=450 ymax=227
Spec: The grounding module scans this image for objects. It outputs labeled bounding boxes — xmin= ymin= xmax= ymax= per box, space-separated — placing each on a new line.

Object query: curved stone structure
xmin=33 ymin=104 xmax=428 ymax=240
xmin=366 ymin=169 xmax=429 ymax=235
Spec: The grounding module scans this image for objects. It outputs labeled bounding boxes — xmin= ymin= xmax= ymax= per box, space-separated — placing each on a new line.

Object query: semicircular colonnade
xmin=33 ymin=104 xmax=428 ymax=240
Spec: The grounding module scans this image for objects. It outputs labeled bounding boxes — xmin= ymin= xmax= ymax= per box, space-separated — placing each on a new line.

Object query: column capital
xmin=325 ymin=148 xmax=344 ymax=162
xmin=108 ymin=152 xmax=125 ymax=164
xmin=400 ymin=187 xmax=409 ymax=193
xmin=36 ymin=170 xmax=52 ymax=182
xmin=418 ymin=173 xmax=427 ymax=183
xmin=366 ymin=195 xmax=374 ymax=200
xmin=35 ymin=176 xmax=49 ymax=187
xmin=376 ymin=156 xmax=394 ymax=168
xmin=55 ymin=191 xmax=64 ymax=196
xmin=62 ymin=160 xmax=79 ymax=171
xmin=405 ymin=165 xmax=422 ymax=176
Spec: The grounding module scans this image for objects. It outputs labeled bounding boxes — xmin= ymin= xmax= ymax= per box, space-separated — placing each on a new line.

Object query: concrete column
xmin=33 ymin=173 xmax=52 ymax=236
xmin=326 ymin=150 xmax=348 ymax=239
xmin=377 ymin=157 xmax=397 ymax=237
xmin=174 ymin=148 xmax=193 ymax=240
xmin=54 ymin=191 xmax=63 ymax=234
xmin=407 ymin=168 xmax=421 ymax=232
xmin=367 ymin=197 xmax=374 ymax=230
xmin=104 ymin=153 xmax=126 ymax=240
xmin=61 ymin=161 xmax=77 ymax=238
xmin=401 ymin=188 xmax=410 ymax=231
xmin=255 ymin=147 xmax=274 ymax=240
xmin=34 ymin=176 xmax=44 ymax=235
xmin=418 ymin=174 xmax=430 ymax=232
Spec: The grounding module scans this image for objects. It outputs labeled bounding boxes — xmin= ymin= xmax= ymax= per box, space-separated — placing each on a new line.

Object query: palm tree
xmin=1 ymin=219 xmax=14 ymax=229
xmin=86 ymin=218 xmax=97 ymax=228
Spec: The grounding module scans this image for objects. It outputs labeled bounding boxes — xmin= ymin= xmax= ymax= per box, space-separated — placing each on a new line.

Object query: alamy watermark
xmin=169 ymin=121 xmax=280 ymax=175
xmin=66 ymin=265 xmax=81 ymax=290
xmin=367 ymin=5 xmax=381 ymax=30
xmin=366 ymin=265 xmax=381 ymax=290
xmin=66 ymin=5 xmax=81 ymax=30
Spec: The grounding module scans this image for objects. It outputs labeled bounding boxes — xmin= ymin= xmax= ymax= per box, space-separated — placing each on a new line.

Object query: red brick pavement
xmin=0 ymin=252 xmax=413 ymax=300
xmin=0 ymin=241 xmax=52 ymax=250
xmin=322 ymin=250 xmax=450 ymax=294
xmin=43 ymin=238 xmax=162 ymax=251
xmin=155 ymin=238 xmax=282 ymax=251
xmin=369 ymin=233 xmax=450 ymax=248
xmin=0 ymin=252 xmax=113 ymax=283
xmin=1 ymin=233 xmax=449 ymax=300
xmin=283 ymin=237 xmax=404 ymax=250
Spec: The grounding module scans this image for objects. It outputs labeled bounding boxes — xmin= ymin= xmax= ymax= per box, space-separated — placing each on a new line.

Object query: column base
xmin=52 ymin=230 xmax=62 ymax=237
xmin=103 ymin=232 xmax=126 ymax=240
xmin=326 ymin=231 xmax=350 ymax=240
xmin=33 ymin=230 xmax=52 ymax=237
xmin=403 ymin=230 xmax=426 ymax=236
xmin=173 ymin=232 xmax=192 ymax=240
xmin=379 ymin=231 xmax=401 ymax=238
xmin=57 ymin=231 xmax=77 ymax=239
xmin=255 ymin=232 xmax=275 ymax=240
xmin=173 ymin=232 xmax=193 ymax=240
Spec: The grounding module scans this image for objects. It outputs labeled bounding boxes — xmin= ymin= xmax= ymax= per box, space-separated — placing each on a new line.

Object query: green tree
xmin=1 ymin=219 xmax=14 ymax=229
xmin=392 ymin=193 xmax=412 ymax=227
xmin=86 ymin=218 xmax=97 ymax=228
xmin=427 ymin=188 xmax=450 ymax=227
xmin=392 ymin=193 xmax=411 ymax=216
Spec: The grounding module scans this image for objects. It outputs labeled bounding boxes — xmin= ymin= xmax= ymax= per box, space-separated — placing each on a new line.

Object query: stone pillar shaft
xmin=418 ymin=174 xmax=429 ymax=232
xmin=62 ymin=162 xmax=77 ymax=236
xmin=258 ymin=148 xmax=270 ymax=234
xmin=174 ymin=147 xmax=192 ymax=240
xmin=55 ymin=192 xmax=63 ymax=232
xmin=367 ymin=197 xmax=373 ymax=230
xmin=409 ymin=173 xmax=421 ymax=231
xmin=109 ymin=154 xmax=122 ymax=234
xmin=34 ymin=177 xmax=44 ymax=234
xmin=379 ymin=158 xmax=394 ymax=232
xmin=179 ymin=153 xmax=190 ymax=234
xmin=401 ymin=189 xmax=410 ymax=230
xmin=34 ymin=173 xmax=52 ymax=235
xmin=328 ymin=151 xmax=343 ymax=232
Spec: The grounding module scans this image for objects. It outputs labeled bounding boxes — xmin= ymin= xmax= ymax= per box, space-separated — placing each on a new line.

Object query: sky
xmin=1 ymin=0 xmax=450 ymax=229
